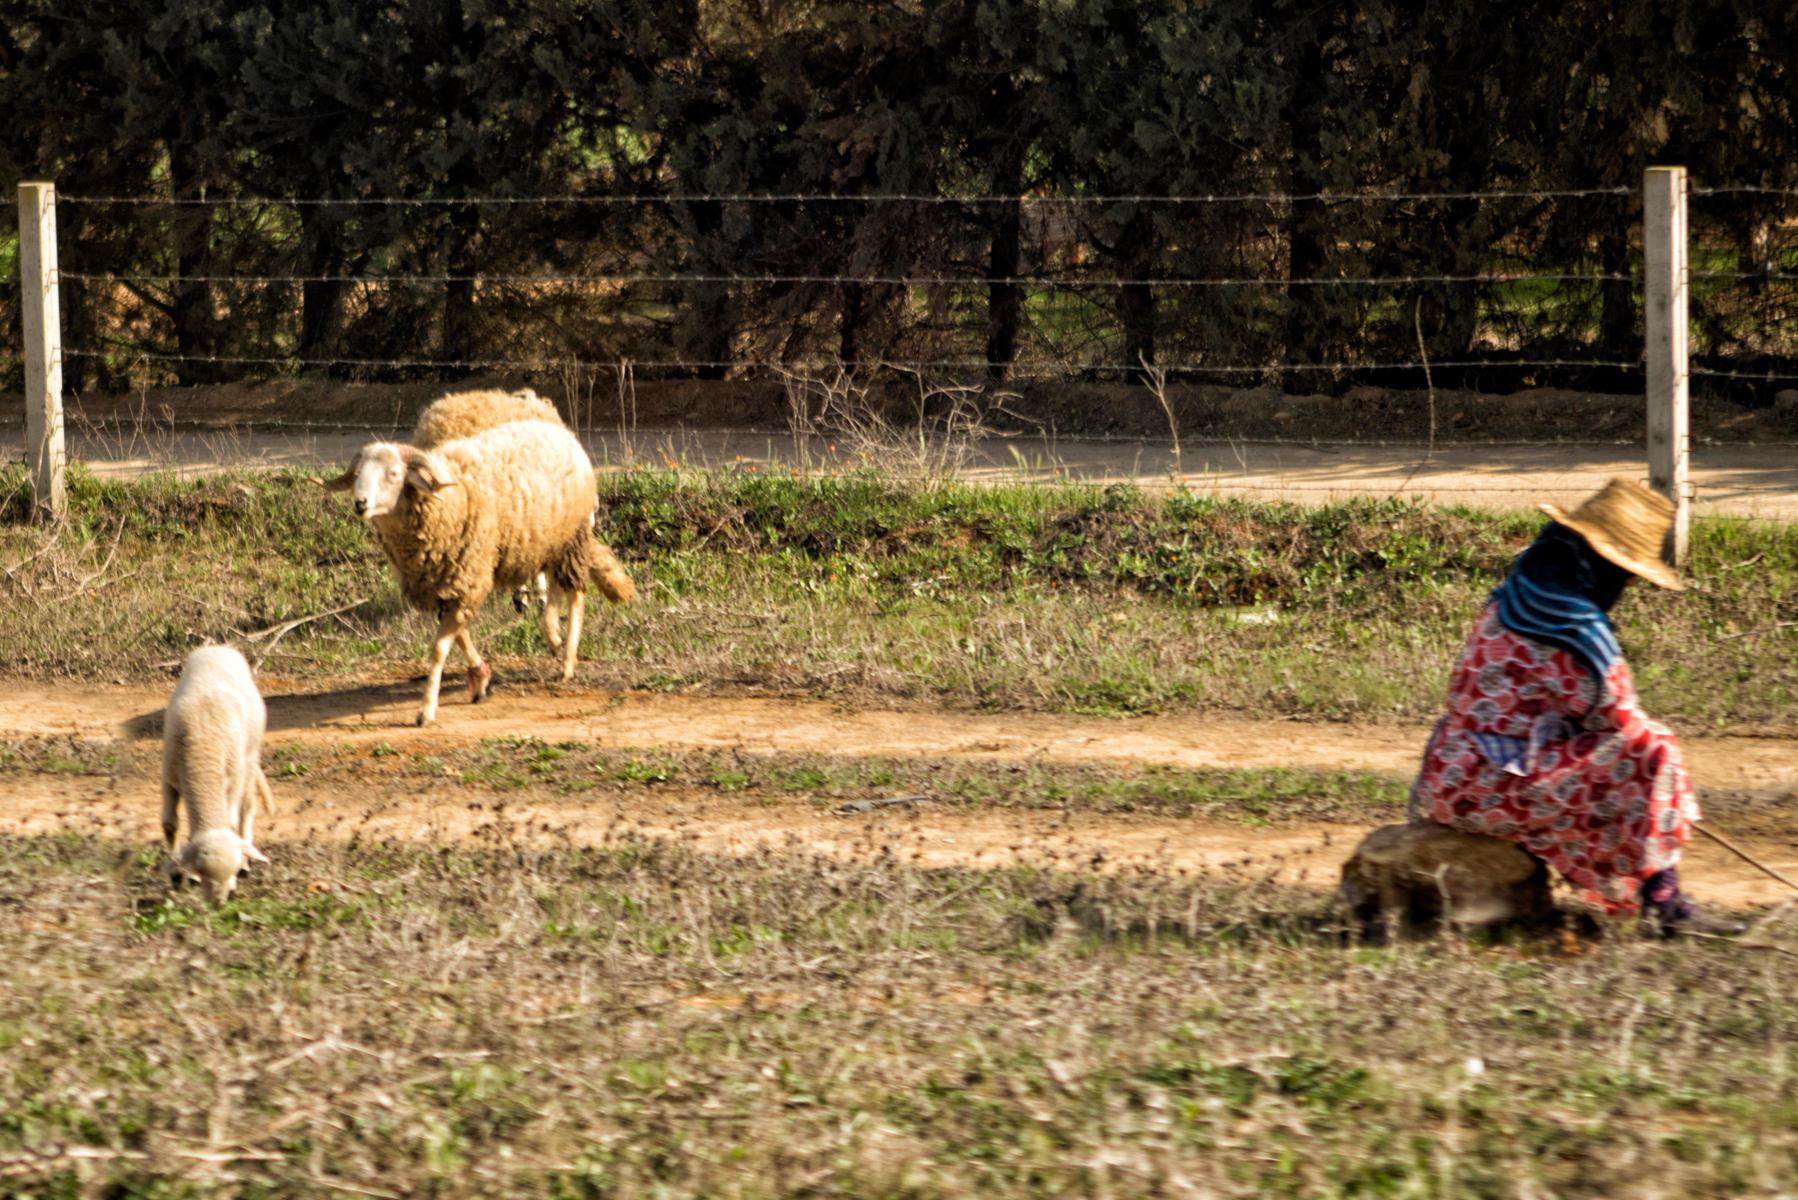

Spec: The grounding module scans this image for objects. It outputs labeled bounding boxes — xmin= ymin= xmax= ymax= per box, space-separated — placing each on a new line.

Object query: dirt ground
xmin=5 ymin=676 xmax=1797 ymax=912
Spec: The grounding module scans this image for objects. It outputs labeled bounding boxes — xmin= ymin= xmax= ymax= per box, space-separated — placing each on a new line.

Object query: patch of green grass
xmin=0 ymin=737 xmax=134 ymax=776
xmin=424 ymin=740 xmax=1410 ymax=824
xmin=4 ymin=465 xmax=1795 ymax=728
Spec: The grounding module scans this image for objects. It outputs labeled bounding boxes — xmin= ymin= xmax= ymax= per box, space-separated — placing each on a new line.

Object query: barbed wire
xmin=55 ymin=187 xmax=1640 ymax=208
xmin=59 ymin=269 xmax=1635 ymax=290
xmin=59 ymin=349 xmax=1647 ymax=376
xmin=1692 ymin=270 xmax=1798 ymax=282
xmin=1692 ymin=186 xmax=1798 ymax=198
xmin=1690 ymin=365 xmax=1798 ymax=384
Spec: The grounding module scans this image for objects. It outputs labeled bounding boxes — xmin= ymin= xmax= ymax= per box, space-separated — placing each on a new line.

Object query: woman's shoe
xmin=1641 ymin=868 xmax=1746 ymax=938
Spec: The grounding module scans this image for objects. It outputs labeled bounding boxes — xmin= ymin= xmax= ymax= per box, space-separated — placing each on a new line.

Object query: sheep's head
xmin=178 ymin=829 xmax=249 ymax=906
xmin=314 ymin=443 xmax=457 ymax=520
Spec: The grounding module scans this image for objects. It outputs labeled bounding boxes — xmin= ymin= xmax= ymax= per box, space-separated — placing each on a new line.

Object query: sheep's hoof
xmin=415 ymin=711 xmax=432 ymax=727
xmin=468 ymin=662 xmax=493 ymax=702
xmin=168 ymin=869 xmax=184 ymax=889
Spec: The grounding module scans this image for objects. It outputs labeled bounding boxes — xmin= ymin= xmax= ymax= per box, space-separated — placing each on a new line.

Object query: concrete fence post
xmin=18 ymin=181 xmax=65 ymax=519
xmin=1643 ymin=166 xmax=1690 ymax=566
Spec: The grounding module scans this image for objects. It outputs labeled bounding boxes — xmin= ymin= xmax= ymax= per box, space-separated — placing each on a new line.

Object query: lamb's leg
xmin=161 ymin=773 xmax=184 ymax=887
xmin=161 ymin=777 xmax=180 ymax=850
xmin=418 ymin=612 xmax=462 ymax=726
xmin=455 ymin=627 xmax=492 ymax=703
xmin=237 ymin=778 xmax=270 ymax=865
xmin=559 ymin=586 xmax=587 ymax=682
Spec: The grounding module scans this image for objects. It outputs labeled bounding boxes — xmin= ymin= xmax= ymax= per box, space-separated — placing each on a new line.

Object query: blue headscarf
xmin=1489 ymin=522 xmax=1633 ymax=680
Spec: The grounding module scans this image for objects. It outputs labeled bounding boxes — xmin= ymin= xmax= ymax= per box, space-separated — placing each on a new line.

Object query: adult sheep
xmin=317 ymin=421 xmax=625 ymax=725
xmin=162 ymin=645 xmax=274 ymax=905
xmin=410 ymin=385 xmax=636 ymax=636
xmin=412 ymin=386 xmax=563 ymax=451
xmin=414 ymin=387 xmax=568 ymax=613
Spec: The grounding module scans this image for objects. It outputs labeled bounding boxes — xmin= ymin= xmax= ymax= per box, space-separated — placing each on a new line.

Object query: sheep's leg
xmin=161 ymin=777 xmax=180 ymax=850
xmin=456 ymin=627 xmax=492 ymax=703
xmin=559 ymin=587 xmax=587 ymax=682
xmin=237 ymin=779 xmax=270 ymax=866
xmin=161 ymin=773 xmax=185 ymax=888
xmin=542 ymin=582 xmax=564 ymax=652
xmin=418 ymin=612 xmax=462 ymax=726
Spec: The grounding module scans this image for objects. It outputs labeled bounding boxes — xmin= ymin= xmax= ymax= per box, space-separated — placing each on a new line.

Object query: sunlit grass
xmin=1 ymin=462 xmax=1793 ymax=727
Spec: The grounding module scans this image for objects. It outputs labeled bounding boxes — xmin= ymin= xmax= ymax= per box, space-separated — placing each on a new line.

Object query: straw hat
xmin=1538 ymin=477 xmax=1683 ymax=591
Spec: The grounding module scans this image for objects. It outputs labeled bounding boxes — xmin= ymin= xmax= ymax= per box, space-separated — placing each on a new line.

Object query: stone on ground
xmin=1339 ymin=822 xmax=1555 ymax=934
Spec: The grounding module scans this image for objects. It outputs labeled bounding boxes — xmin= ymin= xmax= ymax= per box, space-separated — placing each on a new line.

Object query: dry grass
xmin=0 ymin=826 xmax=1795 ymax=1199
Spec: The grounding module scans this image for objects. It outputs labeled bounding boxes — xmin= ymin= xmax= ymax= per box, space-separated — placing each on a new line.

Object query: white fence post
xmin=1643 ymin=166 xmax=1689 ymax=567
xmin=18 ymin=181 xmax=65 ymax=519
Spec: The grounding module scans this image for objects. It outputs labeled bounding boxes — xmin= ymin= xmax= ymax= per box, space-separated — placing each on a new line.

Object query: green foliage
xmin=2 ymin=0 xmax=1795 ymax=387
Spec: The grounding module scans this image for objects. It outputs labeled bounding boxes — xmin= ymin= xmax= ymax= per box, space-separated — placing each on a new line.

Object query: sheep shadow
xmin=119 ymin=678 xmax=428 ymax=741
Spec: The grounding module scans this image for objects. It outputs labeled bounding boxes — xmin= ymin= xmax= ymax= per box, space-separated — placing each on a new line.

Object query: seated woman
xmin=1409 ymin=477 xmax=1741 ymax=936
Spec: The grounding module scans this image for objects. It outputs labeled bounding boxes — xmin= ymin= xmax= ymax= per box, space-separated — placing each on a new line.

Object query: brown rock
xmin=1339 ymin=823 xmax=1555 ymax=935
xmin=1774 ymin=389 xmax=1798 ymax=414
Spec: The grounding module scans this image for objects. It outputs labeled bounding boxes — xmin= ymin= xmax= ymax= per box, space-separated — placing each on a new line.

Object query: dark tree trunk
xmin=1117 ymin=212 xmax=1157 ymax=375
xmin=1283 ymin=30 xmax=1328 ymax=389
xmin=678 ymin=199 xmax=733 ymax=379
xmin=987 ymin=191 xmax=1023 ymax=383
xmin=169 ymin=145 xmax=216 ymax=386
xmin=839 ymin=280 xmax=865 ymax=367
xmin=298 ymin=206 xmax=348 ymax=368
xmin=442 ymin=201 xmax=479 ymax=367
xmin=984 ymin=77 xmax=1025 ymax=383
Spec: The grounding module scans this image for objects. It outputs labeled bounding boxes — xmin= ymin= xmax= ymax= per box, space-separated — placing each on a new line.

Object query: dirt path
xmin=4 ymin=677 xmax=1796 ymax=909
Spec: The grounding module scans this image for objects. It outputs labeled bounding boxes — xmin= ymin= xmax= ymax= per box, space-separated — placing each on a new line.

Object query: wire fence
xmin=6 ymin=184 xmax=1798 ymax=516
xmin=16 ymin=185 xmax=1796 ymax=390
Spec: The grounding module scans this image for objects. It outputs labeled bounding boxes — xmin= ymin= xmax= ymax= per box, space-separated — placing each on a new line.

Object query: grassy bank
xmin=1 ymin=463 xmax=1794 ymax=727
xmin=1 ymin=831 xmax=1794 ymax=1198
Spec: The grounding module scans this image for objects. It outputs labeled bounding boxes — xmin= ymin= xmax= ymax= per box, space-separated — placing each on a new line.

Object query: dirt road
xmin=3 ymin=423 xmax=1795 ymax=518
xmin=4 ymin=677 xmax=1796 ymax=910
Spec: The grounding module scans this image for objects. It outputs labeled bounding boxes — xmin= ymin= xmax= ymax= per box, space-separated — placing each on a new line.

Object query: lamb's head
xmin=177 ymin=829 xmax=249 ymax=906
xmin=315 ymin=443 xmax=457 ymax=520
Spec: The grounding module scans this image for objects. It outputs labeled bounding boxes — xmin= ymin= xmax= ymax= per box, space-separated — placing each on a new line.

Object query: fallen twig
xmin=1720 ymin=620 xmax=1798 ymax=641
xmin=71 ymin=520 xmax=126 ymax=592
xmin=1719 ymin=552 xmax=1764 ymax=574
xmin=1682 ymin=930 xmax=1798 ymax=958
xmin=239 ymin=598 xmax=369 ymax=666
xmin=291 ymin=1173 xmax=401 ymax=1200
xmin=0 ymin=534 xmax=64 ymax=587
xmin=832 ymin=794 xmax=929 ymax=817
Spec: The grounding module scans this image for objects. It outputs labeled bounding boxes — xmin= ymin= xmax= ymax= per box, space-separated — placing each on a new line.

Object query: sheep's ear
xmin=399 ymin=445 xmax=457 ymax=496
xmin=313 ymin=450 xmax=362 ymax=492
xmin=405 ymin=465 xmax=459 ymax=496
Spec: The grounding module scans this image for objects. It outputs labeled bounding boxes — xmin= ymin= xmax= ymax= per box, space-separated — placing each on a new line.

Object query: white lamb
xmin=162 ymin=645 xmax=274 ymax=905
xmin=317 ymin=420 xmax=632 ymax=725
